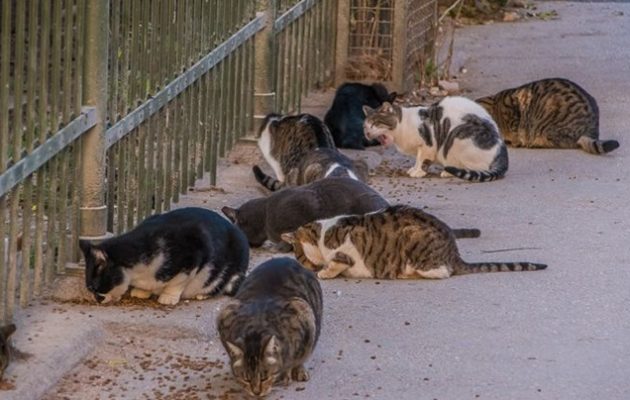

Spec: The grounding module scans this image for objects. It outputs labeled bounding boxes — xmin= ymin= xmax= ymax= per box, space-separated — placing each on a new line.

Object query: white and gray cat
xmin=364 ymin=97 xmax=508 ymax=182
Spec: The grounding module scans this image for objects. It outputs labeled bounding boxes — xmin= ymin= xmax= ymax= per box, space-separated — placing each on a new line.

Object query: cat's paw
xmin=317 ymin=269 xmax=336 ymax=279
xmin=157 ymin=292 xmax=181 ymax=305
xmin=276 ymin=372 xmax=291 ymax=386
xmin=407 ymin=166 xmax=427 ymax=178
xmin=440 ymin=170 xmax=453 ymax=178
xmin=195 ymin=294 xmax=210 ymax=301
xmin=130 ymin=288 xmax=152 ymax=299
xmin=291 ymin=365 xmax=310 ymax=382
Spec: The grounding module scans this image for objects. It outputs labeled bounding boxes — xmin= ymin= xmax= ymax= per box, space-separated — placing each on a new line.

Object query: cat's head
xmin=0 ymin=323 xmax=16 ymax=379
xmin=281 ymin=223 xmax=324 ymax=270
xmin=222 ymin=199 xmax=268 ymax=247
xmin=362 ymin=102 xmax=401 ymax=147
xmin=79 ymin=240 xmax=130 ymax=304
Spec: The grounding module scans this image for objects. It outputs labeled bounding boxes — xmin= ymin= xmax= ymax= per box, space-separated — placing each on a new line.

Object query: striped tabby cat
xmin=253 ymin=147 xmax=368 ymax=191
xmin=363 ymin=97 xmax=508 ymax=182
xmin=255 ymin=113 xmax=335 ymax=189
xmin=217 ymin=258 xmax=322 ymax=397
xmin=476 ymin=78 xmax=619 ymax=154
xmin=282 ymin=205 xmax=546 ymax=279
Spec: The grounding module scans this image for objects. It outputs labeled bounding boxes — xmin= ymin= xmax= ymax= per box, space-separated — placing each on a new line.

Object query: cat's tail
xmin=454 ymin=261 xmax=547 ymax=275
xmin=451 ymin=228 xmax=481 ymax=239
xmin=443 ymin=166 xmax=506 ymax=182
xmin=252 ymin=165 xmax=284 ymax=191
xmin=577 ymin=136 xmax=620 ymax=155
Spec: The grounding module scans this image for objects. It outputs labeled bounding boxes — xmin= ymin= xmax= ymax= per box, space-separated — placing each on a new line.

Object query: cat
xmin=222 ymin=177 xmax=389 ymax=252
xmin=255 ymin=113 xmax=335 ymax=187
xmin=281 ymin=205 xmax=546 ymax=280
xmin=324 ymin=82 xmax=398 ymax=149
xmin=475 ymin=78 xmax=619 ymax=154
xmin=0 ymin=324 xmax=16 ymax=381
xmin=79 ymin=207 xmax=249 ymax=305
xmin=252 ymin=147 xmax=368 ymax=191
xmin=217 ymin=257 xmax=323 ymax=397
xmin=363 ymin=97 xmax=509 ymax=182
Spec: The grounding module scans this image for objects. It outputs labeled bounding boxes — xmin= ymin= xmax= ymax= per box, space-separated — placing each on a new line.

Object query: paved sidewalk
xmin=3 ymin=2 xmax=629 ymax=399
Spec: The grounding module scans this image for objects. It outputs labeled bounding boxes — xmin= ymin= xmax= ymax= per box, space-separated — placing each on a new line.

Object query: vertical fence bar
xmin=80 ymin=0 xmax=109 ymax=241
xmin=0 ymin=0 xmax=11 ymax=323
xmin=253 ymin=0 xmax=273 ymax=135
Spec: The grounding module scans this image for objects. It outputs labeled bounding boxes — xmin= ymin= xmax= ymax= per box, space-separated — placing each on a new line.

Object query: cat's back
xmin=276 ymin=114 xmax=335 ymax=149
xmin=314 ymin=178 xmax=388 ymax=213
xmin=235 ymin=259 xmax=322 ymax=331
xmin=436 ymin=96 xmax=495 ymax=126
xmin=518 ymin=78 xmax=597 ymax=110
xmin=135 ymin=207 xmax=234 ymax=237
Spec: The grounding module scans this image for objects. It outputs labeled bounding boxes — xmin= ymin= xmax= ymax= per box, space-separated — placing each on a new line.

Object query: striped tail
xmin=252 ymin=165 xmax=284 ymax=191
xmin=444 ymin=166 xmax=505 ymax=182
xmin=454 ymin=262 xmax=547 ymax=275
xmin=452 ymin=228 xmax=481 ymax=239
xmin=577 ymin=135 xmax=619 ymax=155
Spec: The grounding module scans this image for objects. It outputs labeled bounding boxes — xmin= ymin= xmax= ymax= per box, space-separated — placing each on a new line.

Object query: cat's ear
xmin=221 ymin=206 xmax=238 ymax=223
xmin=225 ymin=341 xmax=244 ymax=364
xmin=362 ymin=105 xmax=375 ymax=117
xmin=382 ymin=101 xmax=395 ymax=113
xmin=280 ymin=232 xmax=296 ymax=244
xmin=263 ymin=336 xmax=280 ymax=366
xmin=0 ymin=324 xmax=16 ymax=340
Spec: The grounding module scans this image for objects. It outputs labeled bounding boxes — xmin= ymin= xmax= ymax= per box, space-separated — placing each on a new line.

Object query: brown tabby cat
xmin=255 ymin=113 xmax=336 ymax=190
xmin=253 ymin=147 xmax=368 ymax=191
xmin=476 ymin=78 xmax=619 ymax=154
xmin=282 ymin=205 xmax=546 ymax=279
xmin=217 ymin=257 xmax=323 ymax=397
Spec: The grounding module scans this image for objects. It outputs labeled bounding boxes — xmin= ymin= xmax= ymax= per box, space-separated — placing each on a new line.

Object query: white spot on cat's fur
xmin=438 ymin=96 xmax=495 ymax=128
xmin=258 ymin=118 xmax=284 ymax=181
xmin=324 ymin=163 xmax=359 ymax=181
xmin=417 ymin=265 xmax=451 ymax=279
xmin=222 ymin=273 xmax=242 ymax=294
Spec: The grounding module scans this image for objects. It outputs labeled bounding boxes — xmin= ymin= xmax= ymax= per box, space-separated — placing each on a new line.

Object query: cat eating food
xmin=255 ymin=113 xmax=335 ymax=189
xmin=282 ymin=205 xmax=545 ymax=280
xmin=222 ymin=177 xmax=389 ymax=251
xmin=324 ymin=82 xmax=397 ymax=149
xmin=217 ymin=257 xmax=322 ymax=397
xmin=476 ymin=78 xmax=619 ymax=154
xmin=79 ymin=207 xmax=249 ymax=305
xmin=363 ymin=97 xmax=508 ymax=182
xmin=252 ymin=147 xmax=368 ymax=191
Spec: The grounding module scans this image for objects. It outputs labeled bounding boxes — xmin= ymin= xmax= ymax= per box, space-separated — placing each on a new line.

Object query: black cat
xmin=79 ymin=207 xmax=249 ymax=305
xmin=324 ymin=82 xmax=397 ymax=149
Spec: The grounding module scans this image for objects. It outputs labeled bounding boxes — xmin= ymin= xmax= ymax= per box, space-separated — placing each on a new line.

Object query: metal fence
xmin=0 ymin=0 xmax=436 ymax=324
xmin=0 ymin=0 xmax=338 ymax=324
xmin=337 ymin=0 xmax=438 ymax=91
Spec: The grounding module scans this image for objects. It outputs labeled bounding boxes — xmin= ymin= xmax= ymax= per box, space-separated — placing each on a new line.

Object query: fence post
xmin=391 ymin=1 xmax=407 ymax=93
xmin=334 ymin=0 xmax=349 ymax=87
xmin=79 ymin=0 xmax=109 ymax=241
xmin=252 ymin=0 xmax=273 ymax=136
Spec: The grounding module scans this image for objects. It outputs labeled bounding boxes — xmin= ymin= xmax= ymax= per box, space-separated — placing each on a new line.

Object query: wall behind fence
xmin=0 ymin=0 xmax=340 ymax=324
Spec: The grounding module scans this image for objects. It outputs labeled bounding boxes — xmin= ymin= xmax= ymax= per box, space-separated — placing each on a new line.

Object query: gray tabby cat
xmin=217 ymin=257 xmax=323 ymax=397
xmin=255 ymin=113 xmax=335 ymax=190
xmin=0 ymin=324 xmax=16 ymax=381
xmin=222 ymin=178 xmax=389 ymax=252
xmin=282 ymin=205 xmax=546 ymax=279
xmin=363 ymin=97 xmax=508 ymax=182
xmin=253 ymin=147 xmax=368 ymax=191
xmin=476 ymin=78 xmax=619 ymax=154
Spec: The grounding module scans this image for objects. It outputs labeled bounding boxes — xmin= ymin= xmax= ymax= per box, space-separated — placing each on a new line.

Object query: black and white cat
xmin=324 ymin=82 xmax=397 ymax=149
xmin=364 ymin=97 xmax=508 ymax=182
xmin=79 ymin=208 xmax=249 ymax=305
